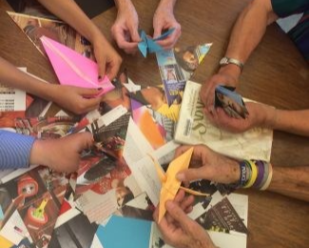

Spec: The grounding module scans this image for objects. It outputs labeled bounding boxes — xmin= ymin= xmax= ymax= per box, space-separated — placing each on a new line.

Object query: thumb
xmin=97 ymin=56 xmax=107 ymax=81
xmin=74 ymin=132 xmax=94 ymax=152
xmin=129 ymin=27 xmax=141 ymax=43
xmin=177 ymin=167 xmax=208 ymax=182
xmin=153 ymin=26 xmax=162 ymax=39
xmin=165 ymin=201 xmax=193 ymax=231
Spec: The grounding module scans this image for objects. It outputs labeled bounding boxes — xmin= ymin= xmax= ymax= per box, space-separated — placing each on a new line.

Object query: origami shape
xmin=138 ymin=28 xmax=175 ymax=57
xmin=150 ymin=147 xmax=209 ymax=222
xmin=40 ymin=36 xmax=114 ymax=96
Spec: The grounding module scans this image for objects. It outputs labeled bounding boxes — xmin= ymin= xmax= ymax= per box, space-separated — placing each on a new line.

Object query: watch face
xmin=220 ymin=57 xmax=228 ymax=65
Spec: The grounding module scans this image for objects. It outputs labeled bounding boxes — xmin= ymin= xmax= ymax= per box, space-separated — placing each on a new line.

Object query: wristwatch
xmin=219 ymin=57 xmax=244 ymax=70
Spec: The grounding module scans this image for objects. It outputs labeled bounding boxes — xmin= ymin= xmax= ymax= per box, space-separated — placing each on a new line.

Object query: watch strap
xmin=220 ymin=57 xmax=244 ymax=70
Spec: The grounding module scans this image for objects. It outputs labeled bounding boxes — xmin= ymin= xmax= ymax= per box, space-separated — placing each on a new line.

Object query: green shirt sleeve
xmin=271 ymin=0 xmax=309 ymax=17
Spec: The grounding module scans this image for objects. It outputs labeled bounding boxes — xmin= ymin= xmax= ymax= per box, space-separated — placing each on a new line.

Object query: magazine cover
xmin=0 ymin=166 xmax=69 ymax=248
xmin=174 ymin=80 xmax=273 ymax=161
xmin=7 ymin=12 xmax=95 ymax=60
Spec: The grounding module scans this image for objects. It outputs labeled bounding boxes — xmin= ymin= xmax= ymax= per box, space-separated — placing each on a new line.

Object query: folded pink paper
xmin=40 ymin=36 xmax=114 ymax=96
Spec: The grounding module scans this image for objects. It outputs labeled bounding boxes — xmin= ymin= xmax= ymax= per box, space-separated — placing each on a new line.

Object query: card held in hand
xmin=214 ymin=85 xmax=249 ymax=119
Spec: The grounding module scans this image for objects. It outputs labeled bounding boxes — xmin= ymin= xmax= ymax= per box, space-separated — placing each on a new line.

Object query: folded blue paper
xmin=138 ymin=28 xmax=175 ymax=57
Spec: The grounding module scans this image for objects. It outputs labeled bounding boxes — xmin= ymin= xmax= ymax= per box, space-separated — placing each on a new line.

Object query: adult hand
xmin=111 ymin=1 xmax=140 ymax=54
xmin=93 ymin=35 xmax=122 ymax=80
xmin=205 ymin=102 xmax=274 ymax=133
xmin=154 ymin=199 xmax=215 ymax=248
xmin=153 ymin=3 xmax=181 ymax=49
xmin=30 ymin=132 xmax=94 ymax=173
xmin=50 ymin=84 xmax=102 ymax=115
xmin=176 ymin=145 xmax=240 ymax=184
xmin=200 ymin=65 xmax=241 ymax=111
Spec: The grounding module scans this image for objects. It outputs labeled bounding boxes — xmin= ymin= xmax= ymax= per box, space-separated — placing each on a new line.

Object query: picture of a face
xmin=182 ymin=50 xmax=198 ymax=70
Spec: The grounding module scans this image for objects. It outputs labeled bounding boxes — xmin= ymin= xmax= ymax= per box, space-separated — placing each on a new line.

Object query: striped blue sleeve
xmin=0 ymin=130 xmax=36 ymax=169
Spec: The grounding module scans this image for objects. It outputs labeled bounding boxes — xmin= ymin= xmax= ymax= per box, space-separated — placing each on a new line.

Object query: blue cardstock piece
xmin=96 ymin=215 xmax=152 ymax=248
xmin=215 ymin=85 xmax=244 ymax=106
xmin=138 ymin=28 xmax=175 ymax=57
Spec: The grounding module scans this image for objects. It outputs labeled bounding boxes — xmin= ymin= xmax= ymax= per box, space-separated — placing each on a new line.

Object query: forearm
xmin=262 ymin=107 xmax=309 ymax=137
xmin=157 ymin=0 xmax=177 ymax=11
xmin=114 ymin=0 xmax=133 ymax=10
xmin=37 ymin=0 xmax=105 ymax=43
xmin=0 ymin=57 xmax=59 ymax=101
xmin=268 ymin=166 xmax=309 ymax=202
xmin=0 ymin=131 xmax=35 ymax=169
xmin=221 ymin=0 xmax=278 ymax=80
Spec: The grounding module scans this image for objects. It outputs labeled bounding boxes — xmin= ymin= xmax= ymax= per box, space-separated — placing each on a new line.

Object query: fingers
xmin=180 ymin=195 xmax=195 ymax=214
xmin=153 ymin=27 xmax=162 ymax=40
xmin=174 ymin=145 xmax=193 ymax=158
xmin=154 ymin=24 xmax=181 ymax=50
xmin=113 ymin=27 xmax=139 ymax=54
xmin=77 ymin=87 xmax=103 ymax=97
xmin=165 ymin=200 xmax=194 ymax=232
xmin=129 ymin=26 xmax=141 ymax=43
xmin=156 ymin=29 xmax=181 ymax=50
xmin=199 ymin=81 xmax=211 ymax=106
xmin=165 ymin=190 xmax=186 ymax=223
xmin=105 ymin=58 xmax=122 ymax=80
xmin=97 ymin=56 xmax=106 ymax=81
xmin=177 ymin=167 xmax=208 ymax=183
xmin=73 ymin=132 xmax=94 ymax=152
xmin=76 ymin=94 xmax=101 ymax=114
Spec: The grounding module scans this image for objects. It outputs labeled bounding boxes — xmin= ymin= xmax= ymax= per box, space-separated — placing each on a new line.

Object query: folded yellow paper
xmin=0 ymin=235 xmax=13 ymax=248
xmin=150 ymin=147 xmax=209 ymax=222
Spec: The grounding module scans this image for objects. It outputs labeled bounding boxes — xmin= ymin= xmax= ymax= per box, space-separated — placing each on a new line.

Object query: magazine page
xmin=156 ymin=43 xmax=212 ymax=107
xmin=129 ymin=141 xmax=179 ymax=207
xmin=0 ymin=81 xmax=26 ymax=112
xmin=0 ymin=166 xmax=69 ymax=247
xmin=175 ymin=80 xmax=273 ymax=161
xmin=188 ymin=192 xmax=248 ymax=248
xmin=123 ymin=118 xmax=154 ymax=165
xmin=74 ymin=113 xmax=146 ymax=224
xmin=7 ymin=12 xmax=95 ymax=60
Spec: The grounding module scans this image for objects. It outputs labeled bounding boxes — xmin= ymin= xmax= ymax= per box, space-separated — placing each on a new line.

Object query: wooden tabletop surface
xmin=0 ymin=0 xmax=309 ymax=247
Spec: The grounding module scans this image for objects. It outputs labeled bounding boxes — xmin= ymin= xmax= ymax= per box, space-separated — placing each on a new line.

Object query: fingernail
xmin=97 ymin=87 xmax=103 ymax=91
xmin=176 ymin=173 xmax=185 ymax=181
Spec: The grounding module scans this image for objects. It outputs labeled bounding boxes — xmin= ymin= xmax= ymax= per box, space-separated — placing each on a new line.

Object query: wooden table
xmin=1 ymin=0 xmax=309 ymax=247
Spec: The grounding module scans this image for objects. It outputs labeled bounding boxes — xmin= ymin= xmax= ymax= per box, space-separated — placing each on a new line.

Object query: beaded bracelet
xmin=216 ymin=160 xmax=273 ymax=194
xmin=243 ymin=160 xmax=258 ymax=188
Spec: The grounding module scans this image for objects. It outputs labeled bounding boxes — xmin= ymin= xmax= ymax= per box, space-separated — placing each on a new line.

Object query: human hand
xmin=92 ymin=35 xmax=122 ymax=80
xmin=205 ymin=102 xmax=273 ymax=133
xmin=111 ymin=1 xmax=140 ymax=54
xmin=50 ymin=84 xmax=102 ymax=115
xmin=175 ymin=145 xmax=240 ymax=184
xmin=153 ymin=1 xmax=181 ymax=49
xmin=154 ymin=197 xmax=215 ymax=248
xmin=30 ymin=132 xmax=94 ymax=173
xmin=200 ymin=65 xmax=241 ymax=111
